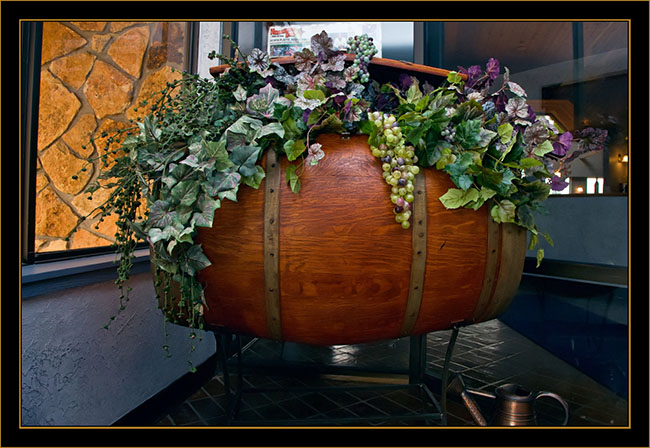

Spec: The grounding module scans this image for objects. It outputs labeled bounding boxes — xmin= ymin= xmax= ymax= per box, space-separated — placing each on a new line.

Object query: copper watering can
xmin=447 ymin=374 xmax=569 ymax=426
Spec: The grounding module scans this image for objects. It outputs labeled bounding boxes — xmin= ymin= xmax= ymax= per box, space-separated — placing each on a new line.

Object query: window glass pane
xmin=261 ymin=21 xmax=414 ymax=61
xmin=34 ymin=21 xmax=188 ymax=253
xmin=443 ymin=21 xmax=628 ymax=195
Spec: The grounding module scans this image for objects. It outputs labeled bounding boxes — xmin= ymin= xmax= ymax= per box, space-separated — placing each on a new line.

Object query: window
xmin=27 ymin=21 xmax=192 ymax=259
xmin=434 ymin=21 xmax=628 ymax=196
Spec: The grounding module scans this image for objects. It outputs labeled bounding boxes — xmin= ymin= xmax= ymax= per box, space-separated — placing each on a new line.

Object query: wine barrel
xmin=196 ymin=133 xmax=527 ymax=345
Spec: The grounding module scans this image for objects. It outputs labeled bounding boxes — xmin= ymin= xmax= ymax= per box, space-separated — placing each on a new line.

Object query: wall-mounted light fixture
xmin=575 ymin=186 xmax=584 ymax=194
xmin=618 ymin=153 xmax=629 ymax=163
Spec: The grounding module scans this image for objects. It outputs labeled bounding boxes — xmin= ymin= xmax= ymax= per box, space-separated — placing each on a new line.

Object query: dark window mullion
xmin=21 ymin=21 xmax=43 ymax=265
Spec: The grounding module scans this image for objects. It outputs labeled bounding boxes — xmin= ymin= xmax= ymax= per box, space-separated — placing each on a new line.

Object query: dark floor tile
xmin=253 ymin=403 xmax=295 ymax=421
xmin=276 ymin=397 xmax=320 ymax=419
xmin=149 ymin=319 xmax=627 ymax=428
xmin=189 ymin=396 xmax=224 ymax=421
xmin=155 ymin=414 xmax=175 ymax=426
xmin=299 ymin=392 xmax=341 ymax=413
xmin=344 ymin=400 xmax=389 ymax=418
xmin=365 ymin=395 xmax=417 ymax=415
xmin=315 ymin=390 xmax=362 ymax=408
xmin=202 ymin=377 xmax=226 ymax=396
xmin=384 ymin=390 xmax=429 ymax=411
xmin=319 ymin=406 xmax=362 ymax=422
xmin=168 ymin=402 xmax=202 ymax=426
xmin=239 ymin=390 xmax=274 ymax=409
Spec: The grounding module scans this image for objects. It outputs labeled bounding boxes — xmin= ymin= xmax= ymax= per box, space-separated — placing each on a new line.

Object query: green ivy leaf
xmin=148 ymin=227 xmax=170 ymax=244
xmin=185 ymin=244 xmax=212 ymax=275
xmin=303 ymin=89 xmax=326 ymax=102
xmin=258 ymin=122 xmax=285 ymax=140
xmin=516 ymin=204 xmax=536 ymax=232
xmin=455 ymin=118 xmax=483 ymax=149
xmin=542 ymin=232 xmax=554 ymax=247
xmin=230 ymin=145 xmax=261 ymax=177
xmin=446 ymin=71 xmax=462 ymax=84
xmin=171 ymin=181 xmax=200 ymax=207
xmin=203 ymin=139 xmax=234 ymax=171
xmin=242 ymin=165 xmax=266 ymax=189
xmin=453 ymin=100 xmax=484 ymax=122
xmin=439 ymin=187 xmax=479 ymax=209
xmin=283 ymin=139 xmax=306 ymax=162
xmin=286 ymin=164 xmax=301 ymax=194
xmin=191 ymin=195 xmax=221 ymax=228
xmin=149 ymin=200 xmax=177 ymax=228
xmin=533 ymin=140 xmax=554 ymax=157
xmin=490 ymin=200 xmax=516 ymax=223
xmin=435 ymin=147 xmax=456 ymax=170
xmin=406 ymin=120 xmax=432 ymax=146
xmin=536 ymin=248 xmax=545 ymax=268
xmin=443 ymin=152 xmax=476 ymax=191
xmin=520 ymin=157 xmax=544 ymax=169
xmin=202 ymin=171 xmax=241 ymax=197
xmin=477 ymin=128 xmax=497 ymax=148
xmin=497 ymin=123 xmax=514 ymax=144
xmin=406 ymin=78 xmax=423 ymax=104
xmin=224 ymin=115 xmax=263 ymax=148
xmin=217 ymin=183 xmax=239 ymax=202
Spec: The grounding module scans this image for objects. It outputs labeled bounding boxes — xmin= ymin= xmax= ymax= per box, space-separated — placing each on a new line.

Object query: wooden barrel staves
xmin=196 ymin=133 xmax=527 ymax=345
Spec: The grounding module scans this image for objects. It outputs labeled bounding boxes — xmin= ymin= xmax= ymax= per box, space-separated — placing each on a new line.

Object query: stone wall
xmin=35 ymin=21 xmax=187 ymax=252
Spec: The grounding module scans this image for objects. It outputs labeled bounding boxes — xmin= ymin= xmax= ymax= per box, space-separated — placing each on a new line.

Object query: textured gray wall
xmin=526 ymin=195 xmax=628 ymax=266
xmin=21 ymin=272 xmax=215 ymax=426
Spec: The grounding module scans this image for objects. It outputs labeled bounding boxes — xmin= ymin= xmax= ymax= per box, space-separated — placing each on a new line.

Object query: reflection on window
xmin=263 ymin=22 xmax=414 ymax=62
xmin=35 ymin=21 xmax=188 ymax=253
xmin=267 ymin=22 xmax=383 ymax=58
xmin=587 ymin=177 xmax=604 ymax=194
xmin=443 ymin=21 xmax=628 ymax=196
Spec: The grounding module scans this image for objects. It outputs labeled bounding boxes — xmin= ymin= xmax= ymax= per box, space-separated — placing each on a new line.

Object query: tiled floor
xmin=146 ymin=319 xmax=628 ymax=427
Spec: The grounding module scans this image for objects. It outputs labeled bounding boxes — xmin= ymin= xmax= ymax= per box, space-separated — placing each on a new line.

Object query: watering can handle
xmin=535 ymin=391 xmax=569 ymax=426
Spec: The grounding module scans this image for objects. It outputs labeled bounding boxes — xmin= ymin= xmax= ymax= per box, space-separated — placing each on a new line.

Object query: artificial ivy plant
xmin=75 ymin=31 xmax=607 ymax=368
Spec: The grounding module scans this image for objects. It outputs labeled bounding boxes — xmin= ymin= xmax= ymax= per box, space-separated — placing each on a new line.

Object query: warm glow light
xmin=575 ymin=186 xmax=584 ymax=193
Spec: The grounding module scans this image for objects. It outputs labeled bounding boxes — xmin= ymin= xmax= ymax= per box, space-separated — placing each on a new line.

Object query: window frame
xmin=20 ymin=21 xmax=202 ymax=273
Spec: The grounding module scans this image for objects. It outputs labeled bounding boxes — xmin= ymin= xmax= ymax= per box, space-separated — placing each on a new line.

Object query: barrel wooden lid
xmin=209 ymin=54 xmax=466 ymax=80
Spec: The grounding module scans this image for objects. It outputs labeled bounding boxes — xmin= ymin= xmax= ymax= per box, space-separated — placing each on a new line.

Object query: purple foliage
xmin=552 ymin=131 xmax=573 ymax=156
xmin=486 ymin=58 xmax=500 ymax=81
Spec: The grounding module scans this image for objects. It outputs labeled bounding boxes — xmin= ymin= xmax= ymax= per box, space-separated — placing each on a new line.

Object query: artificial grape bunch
xmin=368 ymin=111 xmax=421 ymax=230
xmin=441 ymin=125 xmax=456 ymax=143
xmin=346 ymin=33 xmax=378 ymax=83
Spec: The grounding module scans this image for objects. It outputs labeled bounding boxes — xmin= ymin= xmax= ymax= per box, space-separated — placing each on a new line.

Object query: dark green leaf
xmin=203 ymin=171 xmax=241 ymax=197
xmin=242 ymin=165 xmax=266 ymax=189
xmin=149 ymin=200 xmax=177 ymax=228
xmin=185 ymin=244 xmax=212 ymax=275
xmin=230 ymin=145 xmax=261 ymax=177
xmin=171 ymin=181 xmax=200 ymax=207
xmin=285 ymin=164 xmax=301 ymax=194
xmin=191 ymin=195 xmax=221 ymax=228
xmin=283 ymin=139 xmax=306 ymax=162
xmin=203 ymin=139 xmax=234 ymax=171
xmin=455 ymin=118 xmax=483 ymax=149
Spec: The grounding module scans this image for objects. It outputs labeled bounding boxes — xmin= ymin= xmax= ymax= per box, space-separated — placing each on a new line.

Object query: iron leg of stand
xmin=440 ymin=325 xmax=460 ymax=426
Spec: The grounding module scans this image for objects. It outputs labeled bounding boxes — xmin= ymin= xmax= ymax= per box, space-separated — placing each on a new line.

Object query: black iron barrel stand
xmin=213 ymin=325 xmax=461 ymax=426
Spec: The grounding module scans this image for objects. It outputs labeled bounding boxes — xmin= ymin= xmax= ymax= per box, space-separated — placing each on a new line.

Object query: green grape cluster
xmin=346 ymin=34 xmax=378 ymax=83
xmin=368 ymin=111 xmax=420 ymax=229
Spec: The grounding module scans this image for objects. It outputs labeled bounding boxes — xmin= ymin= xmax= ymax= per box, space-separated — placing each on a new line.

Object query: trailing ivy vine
xmin=71 ymin=32 xmax=607 ymax=369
